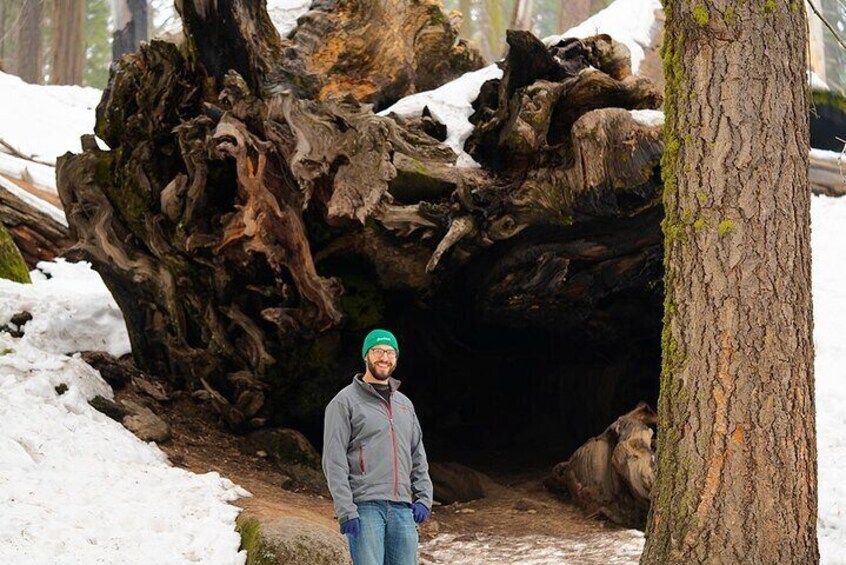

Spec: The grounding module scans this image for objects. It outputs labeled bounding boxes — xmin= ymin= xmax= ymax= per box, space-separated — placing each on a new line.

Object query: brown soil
xmin=113 ymin=380 xmax=636 ymax=557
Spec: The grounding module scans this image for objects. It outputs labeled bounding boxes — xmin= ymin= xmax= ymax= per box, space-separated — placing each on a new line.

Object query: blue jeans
xmin=347 ymin=501 xmax=419 ymax=565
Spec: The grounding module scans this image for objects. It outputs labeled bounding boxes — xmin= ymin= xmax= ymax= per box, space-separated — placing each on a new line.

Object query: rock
xmin=1 ymin=311 xmax=31 ymax=338
xmin=277 ymin=463 xmax=329 ymax=496
xmin=237 ymin=515 xmax=350 ymax=565
xmin=121 ymin=399 xmax=171 ymax=443
xmin=512 ymin=497 xmax=547 ymax=513
xmin=89 ymin=395 xmax=128 ymax=421
xmin=80 ymin=351 xmax=139 ymax=390
xmin=429 ymin=461 xmax=487 ymax=504
xmin=245 ymin=428 xmax=321 ymax=469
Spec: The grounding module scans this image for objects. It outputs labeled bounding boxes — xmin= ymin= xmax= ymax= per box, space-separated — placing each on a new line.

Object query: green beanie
xmin=362 ymin=329 xmax=399 ymax=359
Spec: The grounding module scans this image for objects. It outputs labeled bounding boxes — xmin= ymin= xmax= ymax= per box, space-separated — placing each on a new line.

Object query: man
xmin=322 ymin=329 xmax=434 ymax=565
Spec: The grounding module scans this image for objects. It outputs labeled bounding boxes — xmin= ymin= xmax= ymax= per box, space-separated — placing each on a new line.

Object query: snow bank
xmin=0 ymin=335 xmax=249 ymax=565
xmin=379 ymin=64 xmax=503 ymax=168
xmin=544 ymin=0 xmax=662 ymax=74
xmin=812 ymin=195 xmax=846 ymax=564
xmin=0 ymin=72 xmax=101 ymax=166
xmin=0 ymin=259 xmax=250 ymax=564
xmin=0 ymin=260 xmax=129 ymax=357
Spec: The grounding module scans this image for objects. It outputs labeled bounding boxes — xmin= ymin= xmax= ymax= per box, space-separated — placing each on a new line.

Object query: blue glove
xmin=340 ymin=517 xmax=361 ymax=537
xmin=411 ymin=502 xmax=430 ymax=524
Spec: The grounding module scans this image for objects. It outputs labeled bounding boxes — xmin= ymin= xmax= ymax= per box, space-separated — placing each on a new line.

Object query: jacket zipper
xmin=360 ymin=379 xmax=400 ymax=500
xmin=385 ymin=397 xmax=399 ymax=499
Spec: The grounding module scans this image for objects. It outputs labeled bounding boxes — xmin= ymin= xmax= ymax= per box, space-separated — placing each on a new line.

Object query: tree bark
xmin=50 ymin=0 xmax=86 ymax=85
xmin=16 ymin=0 xmax=42 ymax=84
xmin=111 ymin=0 xmax=148 ymax=60
xmin=0 ymin=176 xmax=71 ymax=267
xmin=641 ymin=1 xmax=818 ymax=563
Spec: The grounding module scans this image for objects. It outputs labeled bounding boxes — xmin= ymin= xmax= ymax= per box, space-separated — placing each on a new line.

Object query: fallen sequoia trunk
xmin=0 ymin=175 xmax=72 ymax=268
xmin=545 ymin=402 xmax=657 ymax=529
xmin=57 ymin=0 xmax=665 ymax=441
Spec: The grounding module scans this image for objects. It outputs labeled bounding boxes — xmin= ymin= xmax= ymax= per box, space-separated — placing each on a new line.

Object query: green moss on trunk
xmin=0 ymin=222 xmax=31 ymax=284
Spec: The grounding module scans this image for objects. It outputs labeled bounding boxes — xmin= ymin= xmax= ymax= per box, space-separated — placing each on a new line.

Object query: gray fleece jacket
xmin=322 ymin=374 xmax=434 ymax=524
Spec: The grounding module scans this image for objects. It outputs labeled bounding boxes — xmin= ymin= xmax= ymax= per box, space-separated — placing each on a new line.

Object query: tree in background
xmin=820 ymin=0 xmax=846 ymax=94
xmin=84 ymin=0 xmax=111 ymax=88
xmin=641 ymin=0 xmax=818 ymax=562
xmin=443 ymin=0 xmax=612 ymax=62
xmin=0 ymin=0 xmax=22 ymax=72
xmin=16 ymin=0 xmax=42 ymax=83
xmin=50 ymin=0 xmax=86 ymax=85
xmin=111 ymin=0 xmax=147 ymax=60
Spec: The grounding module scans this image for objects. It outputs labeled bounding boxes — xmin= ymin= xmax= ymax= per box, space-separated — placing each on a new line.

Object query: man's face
xmin=366 ymin=346 xmax=397 ymax=381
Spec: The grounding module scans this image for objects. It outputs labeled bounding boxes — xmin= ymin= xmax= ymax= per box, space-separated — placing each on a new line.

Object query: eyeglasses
xmin=369 ymin=348 xmax=398 ymax=360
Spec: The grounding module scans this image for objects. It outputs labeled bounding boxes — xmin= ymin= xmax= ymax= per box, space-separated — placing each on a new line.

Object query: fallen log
xmin=0 ymin=175 xmax=71 ymax=268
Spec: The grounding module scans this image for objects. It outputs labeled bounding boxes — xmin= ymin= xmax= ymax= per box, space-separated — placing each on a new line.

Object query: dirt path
xmin=133 ymin=390 xmax=642 ymax=564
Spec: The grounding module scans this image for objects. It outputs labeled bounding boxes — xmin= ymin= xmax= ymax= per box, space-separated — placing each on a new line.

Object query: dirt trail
xmin=136 ymin=391 xmax=642 ymax=564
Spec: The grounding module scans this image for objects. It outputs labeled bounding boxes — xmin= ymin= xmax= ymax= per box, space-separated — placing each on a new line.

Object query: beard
xmin=366 ymin=357 xmax=395 ymax=381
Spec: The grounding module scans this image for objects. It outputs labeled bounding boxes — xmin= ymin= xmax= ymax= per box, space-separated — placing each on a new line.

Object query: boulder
xmin=245 ymin=428 xmax=321 ymax=469
xmin=429 ymin=461 xmax=487 ymax=504
xmin=237 ymin=514 xmax=350 ymax=565
xmin=121 ymin=399 xmax=171 ymax=443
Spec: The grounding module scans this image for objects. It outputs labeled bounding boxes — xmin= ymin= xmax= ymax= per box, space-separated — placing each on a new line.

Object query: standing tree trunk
xmin=16 ymin=0 xmax=42 ymax=84
xmin=111 ymin=0 xmax=148 ymax=60
xmin=641 ymin=1 xmax=818 ymax=563
xmin=557 ymin=0 xmax=591 ymax=33
xmin=50 ymin=0 xmax=86 ymax=85
xmin=510 ymin=0 xmax=534 ymax=31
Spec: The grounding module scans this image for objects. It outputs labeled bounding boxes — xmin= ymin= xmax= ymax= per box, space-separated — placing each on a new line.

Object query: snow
xmin=0 ymin=260 xmax=250 ymax=564
xmin=0 ymin=175 xmax=66 ymax=226
xmin=0 ymin=260 xmax=129 ymax=357
xmin=809 ymin=70 xmax=830 ymax=92
xmin=0 ymin=152 xmax=58 ymax=193
xmin=544 ymin=0 xmax=662 ymax=74
xmin=0 ymin=72 xmax=101 ymax=166
xmin=267 ymin=0 xmax=312 ymax=38
xmin=378 ymin=64 xmax=503 ymax=168
xmin=812 ymin=195 xmax=846 ymax=564
xmin=810 ymin=148 xmax=845 ymax=163
xmin=421 ymin=531 xmax=644 ymax=564
xmin=630 ymin=109 xmax=665 ymax=127
xmin=151 ymin=0 xmax=311 ymax=40
xmin=380 ymin=0 xmax=662 ymax=167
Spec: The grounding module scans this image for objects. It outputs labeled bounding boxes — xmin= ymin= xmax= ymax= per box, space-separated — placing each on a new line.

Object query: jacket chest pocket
xmin=351 ymin=402 xmax=390 ymax=440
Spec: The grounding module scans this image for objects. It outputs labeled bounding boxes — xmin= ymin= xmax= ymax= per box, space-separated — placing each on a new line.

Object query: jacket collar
xmin=353 ymin=372 xmax=401 ymax=393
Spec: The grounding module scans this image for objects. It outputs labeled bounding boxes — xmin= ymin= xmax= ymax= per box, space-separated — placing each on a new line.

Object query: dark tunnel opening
xmin=290 ymin=219 xmax=664 ymax=476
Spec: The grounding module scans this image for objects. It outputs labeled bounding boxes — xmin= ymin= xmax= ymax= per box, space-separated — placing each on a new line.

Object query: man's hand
xmin=411 ymin=502 xmax=430 ymax=524
xmin=340 ymin=517 xmax=361 ymax=536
